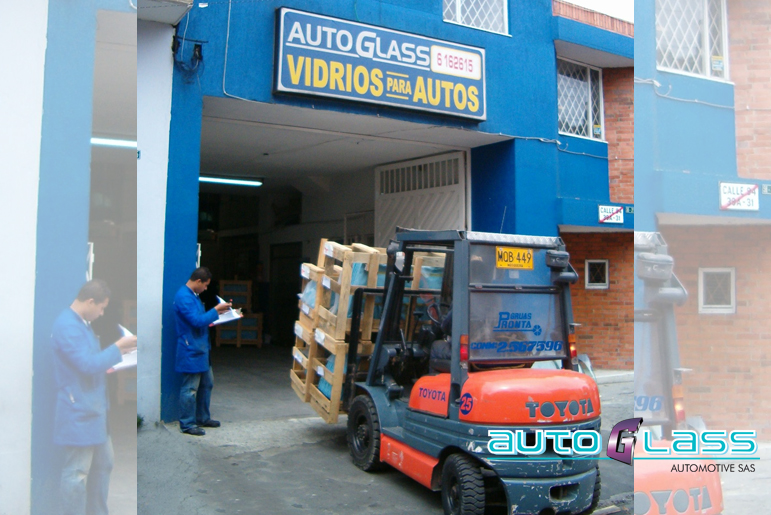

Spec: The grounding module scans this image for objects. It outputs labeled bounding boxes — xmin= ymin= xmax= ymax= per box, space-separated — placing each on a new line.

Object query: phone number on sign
xmin=471 ymin=341 xmax=564 ymax=353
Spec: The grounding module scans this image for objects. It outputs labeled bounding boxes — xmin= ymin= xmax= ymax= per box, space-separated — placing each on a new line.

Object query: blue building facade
xmin=635 ymin=0 xmax=771 ymax=230
xmin=158 ymin=0 xmax=634 ymax=420
xmin=634 ymin=0 xmax=771 ymax=441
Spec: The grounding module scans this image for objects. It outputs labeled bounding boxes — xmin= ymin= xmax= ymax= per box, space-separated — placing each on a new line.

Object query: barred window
xmin=443 ymin=0 xmax=508 ymax=35
xmin=585 ymin=260 xmax=609 ymax=290
xmin=699 ymin=268 xmax=735 ymax=314
xmin=557 ymin=59 xmax=604 ymax=140
xmin=656 ymin=0 xmax=728 ymax=79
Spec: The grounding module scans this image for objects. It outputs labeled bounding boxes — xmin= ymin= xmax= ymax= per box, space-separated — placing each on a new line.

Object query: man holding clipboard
xmin=173 ymin=267 xmax=233 ymax=436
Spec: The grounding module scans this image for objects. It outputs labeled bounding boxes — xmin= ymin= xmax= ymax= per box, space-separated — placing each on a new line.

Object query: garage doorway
xmin=270 ymin=242 xmax=303 ymax=347
xmin=374 ymin=152 xmax=467 ymax=247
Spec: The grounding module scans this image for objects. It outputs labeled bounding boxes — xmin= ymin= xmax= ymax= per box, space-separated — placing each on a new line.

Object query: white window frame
xmin=585 ymin=260 xmax=609 ymax=290
xmin=443 ymin=0 xmax=510 ymax=36
xmin=698 ymin=267 xmax=735 ymax=314
xmin=557 ymin=58 xmax=605 ymax=142
xmin=655 ymin=0 xmax=730 ymax=81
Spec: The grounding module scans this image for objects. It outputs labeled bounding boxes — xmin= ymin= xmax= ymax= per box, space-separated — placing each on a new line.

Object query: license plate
xmin=496 ymin=247 xmax=533 ymax=270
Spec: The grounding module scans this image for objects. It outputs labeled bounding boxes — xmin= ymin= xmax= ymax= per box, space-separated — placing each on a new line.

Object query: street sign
xmin=599 ymin=205 xmax=624 ymax=224
xmin=719 ymin=182 xmax=759 ymax=211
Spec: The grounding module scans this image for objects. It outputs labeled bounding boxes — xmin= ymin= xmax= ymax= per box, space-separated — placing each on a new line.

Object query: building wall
xmin=137 ymin=19 xmax=174 ymax=424
xmin=603 ymin=67 xmax=634 ymax=205
xmin=561 ymin=232 xmax=634 ymax=370
xmin=1 ymin=2 xmax=49 ymax=512
xmin=662 ymin=225 xmax=771 ymax=439
xmin=728 ymin=0 xmax=771 ymax=181
xmin=552 ymin=0 xmax=634 ymax=36
xmin=160 ymin=0 xmax=633 ymax=418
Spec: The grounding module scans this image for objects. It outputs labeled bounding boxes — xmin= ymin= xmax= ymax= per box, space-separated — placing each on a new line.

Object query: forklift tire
xmin=441 ymin=454 xmax=485 ymax=515
xmin=578 ymin=466 xmax=601 ymax=515
xmin=347 ymin=395 xmax=385 ymax=472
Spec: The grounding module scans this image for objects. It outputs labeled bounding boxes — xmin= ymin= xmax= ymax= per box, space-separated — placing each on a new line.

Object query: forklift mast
xmin=634 ymin=231 xmax=688 ymax=437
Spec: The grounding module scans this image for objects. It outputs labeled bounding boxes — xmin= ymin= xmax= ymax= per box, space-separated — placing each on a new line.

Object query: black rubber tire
xmin=441 ymin=454 xmax=485 ymax=515
xmin=347 ymin=395 xmax=385 ymax=471
xmin=578 ymin=466 xmax=601 ymax=515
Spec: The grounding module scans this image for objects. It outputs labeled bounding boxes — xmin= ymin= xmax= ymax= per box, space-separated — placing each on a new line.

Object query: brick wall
xmin=561 ymin=232 xmax=634 ymax=370
xmin=661 ymin=225 xmax=771 ymax=439
xmin=603 ymin=68 xmax=634 ymax=204
xmin=552 ymin=0 xmax=634 ymax=37
xmin=728 ymin=0 xmax=771 ymax=181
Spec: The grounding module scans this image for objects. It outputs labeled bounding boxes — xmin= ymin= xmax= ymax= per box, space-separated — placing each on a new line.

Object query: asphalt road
xmin=138 ymin=345 xmax=634 ymax=515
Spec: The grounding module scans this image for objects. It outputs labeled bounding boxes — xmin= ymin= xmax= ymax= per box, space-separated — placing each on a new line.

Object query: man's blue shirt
xmin=51 ymin=308 xmax=121 ymax=446
xmin=173 ymin=285 xmax=219 ymax=373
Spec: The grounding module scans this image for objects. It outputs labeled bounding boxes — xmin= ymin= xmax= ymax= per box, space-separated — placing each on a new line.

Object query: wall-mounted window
xmin=557 ymin=59 xmax=604 ymax=140
xmin=585 ymin=260 xmax=609 ymax=290
xmin=443 ymin=0 xmax=509 ymax=35
xmin=656 ymin=0 xmax=728 ymax=79
xmin=699 ymin=268 xmax=735 ymax=314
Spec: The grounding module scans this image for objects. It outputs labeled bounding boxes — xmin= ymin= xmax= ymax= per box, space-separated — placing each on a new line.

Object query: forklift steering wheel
xmin=426 ymin=303 xmax=442 ymax=325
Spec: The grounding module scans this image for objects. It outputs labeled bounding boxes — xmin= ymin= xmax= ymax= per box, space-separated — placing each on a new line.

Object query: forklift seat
xmin=429 ymin=338 xmax=452 ymax=374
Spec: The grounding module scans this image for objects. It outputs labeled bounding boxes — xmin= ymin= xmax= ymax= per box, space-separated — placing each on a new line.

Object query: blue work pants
xmin=179 ymin=367 xmax=214 ymax=431
xmin=60 ymin=436 xmax=114 ymax=515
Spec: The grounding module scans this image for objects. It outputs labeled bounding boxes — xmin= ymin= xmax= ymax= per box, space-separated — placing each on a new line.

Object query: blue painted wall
xmin=162 ymin=0 xmax=633 ymax=418
xmin=161 ymin=77 xmax=205 ymax=421
xmin=31 ymin=1 xmax=134 ymax=512
xmin=635 ymin=0 xmax=771 ymax=229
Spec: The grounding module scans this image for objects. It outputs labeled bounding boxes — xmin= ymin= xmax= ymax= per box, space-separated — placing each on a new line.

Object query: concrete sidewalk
xmin=138 ymin=347 xmax=637 ymax=515
xmin=594 ymin=369 xmax=634 ymax=385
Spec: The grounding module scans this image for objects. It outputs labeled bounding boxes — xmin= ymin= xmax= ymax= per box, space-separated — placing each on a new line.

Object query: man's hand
xmin=116 ymin=335 xmax=137 ymax=355
xmin=215 ymin=301 xmax=232 ymax=314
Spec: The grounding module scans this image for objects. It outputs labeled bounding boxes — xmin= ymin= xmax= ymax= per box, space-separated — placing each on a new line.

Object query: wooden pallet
xmin=219 ymin=280 xmax=252 ymax=312
xmin=290 ymin=321 xmax=317 ymax=402
xmin=317 ymin=241 xmax=384 ymax=341
xmin=215 ymin=313 xmax=263 ymax=347
xmin=290 ymin=239 xmax=384 ymax=423
xmin=297 ymin=262 xmax=325 ymax=331
xmin=306 ymin=328 xmax=376 ymax=423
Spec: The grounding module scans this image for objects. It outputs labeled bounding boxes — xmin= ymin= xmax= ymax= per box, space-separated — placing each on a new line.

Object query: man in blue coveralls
xmin=52 ymin=279 xmax=137 ymax=515
xmin=174 ymin=267 xmax=231 ymax=436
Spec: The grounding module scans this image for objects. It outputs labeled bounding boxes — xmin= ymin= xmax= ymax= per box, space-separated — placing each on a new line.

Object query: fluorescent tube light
xmin=199 ymin=176 xmax=263 ymax=187
xmin=91 ymin=137 xmax=137 ymax=148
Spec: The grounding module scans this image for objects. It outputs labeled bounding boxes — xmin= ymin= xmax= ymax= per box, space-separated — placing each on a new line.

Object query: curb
xmin=595 ymin=371 xmax=634 ymax=385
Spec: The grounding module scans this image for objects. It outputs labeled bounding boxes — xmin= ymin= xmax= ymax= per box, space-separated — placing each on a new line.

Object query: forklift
xmin=633 ymin=231 xmax=723 ymax=514
xmin=340 ymin=229 xmax=602 ymax=515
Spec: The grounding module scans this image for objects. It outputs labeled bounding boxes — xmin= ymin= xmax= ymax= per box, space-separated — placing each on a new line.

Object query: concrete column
xmin=0 ymin=2 xmax=49 ymax=512
xmin=137 ymin=19 xmax=175 ymax=424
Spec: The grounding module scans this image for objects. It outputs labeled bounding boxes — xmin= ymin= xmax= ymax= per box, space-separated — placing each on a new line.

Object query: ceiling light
xmin=91 ymin=137 xmax=137 ymax=148
xmin=199 ymin=176 xmax=263 ymax=187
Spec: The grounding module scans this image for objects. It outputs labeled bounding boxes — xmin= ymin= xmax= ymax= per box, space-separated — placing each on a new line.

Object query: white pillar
xmin=0 ymin=2 xmax=49 ymax=512
xmin=137 ymin=20 xmax=175 ymax=423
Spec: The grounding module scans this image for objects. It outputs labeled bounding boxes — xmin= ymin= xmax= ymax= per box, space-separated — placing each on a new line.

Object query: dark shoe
xmin=182 ymin=427 xmax=206 ymax=436
xmin=200 ymin=419 xmax=221 ymax=428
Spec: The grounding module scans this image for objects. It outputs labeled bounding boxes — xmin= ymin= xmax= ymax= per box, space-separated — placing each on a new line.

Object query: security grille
xmin=443 ymin=0 xmax=508 ymax=35
xmin=656 ymin=0 xmax=727 ymax=79
xmin=699 ymin=268 xmax=735 ymax=314
xmin=557 ymin=59 xmax=604 ymax=140
xmin=378 ymin=156 xmax=460 ymax=195
xmin=585 ymin=260 xmax=609 ymax=290
xmin=375 ymin=152 xmax=466 ymax=247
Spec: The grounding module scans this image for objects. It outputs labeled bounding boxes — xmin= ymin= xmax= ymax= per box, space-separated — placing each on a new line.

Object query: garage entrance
xmin=195 ymin=96 xmax=509 ymax=384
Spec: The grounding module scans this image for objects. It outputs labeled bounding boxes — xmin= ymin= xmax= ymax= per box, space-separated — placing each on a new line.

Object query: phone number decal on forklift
xmin=495 ymin=247 xmax=533 ymax=270
xmin=470 ymin=341 xmax=564 ymax=352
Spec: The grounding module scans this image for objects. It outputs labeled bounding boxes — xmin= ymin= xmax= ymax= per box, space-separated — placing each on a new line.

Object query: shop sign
xmin=599 ymin=205 xmax=624 ymax=224
xmin=275 ymin=8 xmax=486 ymax=120
xmin=719 ymin=182 xmax=758 ymax=211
